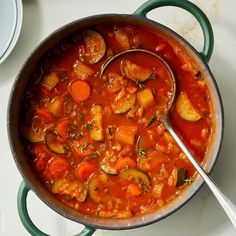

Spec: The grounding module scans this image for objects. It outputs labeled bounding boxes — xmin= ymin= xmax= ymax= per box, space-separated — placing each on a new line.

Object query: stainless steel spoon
xmin=100 ymin=48 xmax=236 ymax=228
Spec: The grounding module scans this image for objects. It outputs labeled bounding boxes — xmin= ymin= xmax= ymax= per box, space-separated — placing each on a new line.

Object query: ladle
xmin=100 ymin=48 xmax=236 ymax=228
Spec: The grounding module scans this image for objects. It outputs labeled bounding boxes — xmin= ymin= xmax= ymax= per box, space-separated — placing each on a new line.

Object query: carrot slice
xmin=47 ymin=157 xmax=70 ymax=179
xmin=68 ymin=80 xmax=91 ymax=103
xmin=128 ymin=183 xmax=142 ymax=197
xmin=71 ymin=137 xmax=93 ymax=158
xmin=55 ymin=118 xmax=70 ymax=143
xmin=116 ymin=157 xmax=136 ymax=173
xmin=75 ymin=162 xmax=96 ymax=180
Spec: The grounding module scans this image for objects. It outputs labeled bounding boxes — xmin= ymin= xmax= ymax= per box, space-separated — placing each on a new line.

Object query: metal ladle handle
xmin=163 ymin=117 xmax=236 ymax=228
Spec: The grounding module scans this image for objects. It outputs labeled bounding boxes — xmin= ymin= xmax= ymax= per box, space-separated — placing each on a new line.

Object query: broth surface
xmin=21 ymin=24 xmax=213 ymax=218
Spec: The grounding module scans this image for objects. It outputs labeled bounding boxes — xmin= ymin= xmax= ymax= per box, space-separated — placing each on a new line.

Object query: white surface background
xmin=0 ymin=0 xmax=236 ymax=235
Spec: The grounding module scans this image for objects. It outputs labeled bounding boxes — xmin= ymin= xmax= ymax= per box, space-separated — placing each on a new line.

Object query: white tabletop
xmin=0 ymin=0 xmax=236 ymax=235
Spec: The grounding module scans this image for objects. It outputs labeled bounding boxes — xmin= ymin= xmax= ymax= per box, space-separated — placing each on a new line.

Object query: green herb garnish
xmin=81 ymin=141 xmax=89 ymax=153
xmin=138 ymin=148 xmax=146 ymax=156
xmin=137 ymin=82 xmax=145 ymax=89
xmin=82 ymin=123 xmax=92 ymax=130
xmin=78 ymin=113 xmax=85 ymax=121
xmin=90 ymin=151 xmax=101 ymax=157
xmin=184 ymin=178 xmax=194 ymax=184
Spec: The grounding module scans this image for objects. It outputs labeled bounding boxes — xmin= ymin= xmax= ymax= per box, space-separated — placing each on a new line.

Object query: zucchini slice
xmin=119 ymin=168 xmax=150 ymax=188
xmin=46 ymin=131 xmax=65 ymax=154
xmin=52 ymin=179 xmax=87 ymax=202
xmin=83 ymin=29 xmax=106 ymax=64
xmin=88 ymin=173 xmax=110 ymax=203
xmin=111 ymin=93 xmax=136 ymax=114
xmin=121 ymin=59 xmax=153 ymax=82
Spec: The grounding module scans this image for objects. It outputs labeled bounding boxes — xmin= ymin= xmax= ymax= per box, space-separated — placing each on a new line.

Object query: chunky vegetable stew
xmin=21 ymin=24 xmax=214 ymax=218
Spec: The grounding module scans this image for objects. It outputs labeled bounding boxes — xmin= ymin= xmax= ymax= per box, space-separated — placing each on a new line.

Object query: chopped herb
xmin=58 ymin=70 xmax=68 ymax=80
xmin=82 ymin=123 xmax=92 ymax=130
xmin=90 ymin=151 xmax=100 ymax=157
xmin=70 ymin=132 xmax=84 ymax=139
xmin=78 ymin=113 xmax=85 ymax=121
xmin=184 ymin=178 xmax=194 ymax=184
xmin=138 ymin=148 xmax=146 ymax=156
xmin=146 ymin=115 xmax=157 ymax=127
xmin=137 ymin=136 xmax=146 ymax=156
xmin=90 ymin=145 xmax=95 ymax=149
xmin=137 ymin=82 xmax=145 ymax=89
xmin=69 ymin=124 xmax=77 ymax=130
xmin=81 ymin=141 xmax=89 ymax=153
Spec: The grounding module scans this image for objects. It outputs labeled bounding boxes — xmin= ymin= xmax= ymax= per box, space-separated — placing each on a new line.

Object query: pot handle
xmin=134 ymin=0 xmax=214 ymax=62
xmin=17 ymin=181 xmax=96 ymax=236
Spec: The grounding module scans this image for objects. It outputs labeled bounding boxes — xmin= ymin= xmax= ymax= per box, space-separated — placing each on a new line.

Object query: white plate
xmin=0 ymin=0 xmax=22 ymax=64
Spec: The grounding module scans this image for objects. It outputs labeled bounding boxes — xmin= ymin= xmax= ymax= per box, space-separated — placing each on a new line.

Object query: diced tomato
xmin=35 ymin=108 xmax=54 ymax=122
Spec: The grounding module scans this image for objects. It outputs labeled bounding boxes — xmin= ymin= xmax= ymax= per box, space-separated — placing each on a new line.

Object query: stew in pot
xmin=20 ymin=24 xmax=214 ymax=218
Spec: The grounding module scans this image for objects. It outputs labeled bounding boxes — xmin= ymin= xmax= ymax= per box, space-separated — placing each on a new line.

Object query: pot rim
xmin=7 ymin=13 xmax=224 ymax=230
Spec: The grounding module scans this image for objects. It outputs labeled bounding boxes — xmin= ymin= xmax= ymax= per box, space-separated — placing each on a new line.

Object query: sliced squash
xmin=88 ymin=173 xmax=110 ymax=203
xmin=121 ymin=59 xmax=153 ymax=82
xmin=73 ymin=60 xmax=94 ymax=80
xmin=21 ymin=125 xmax=44 ymax=143
xmin=100 ymin=162 xmax=118 ymax=175
xmin=119 ymin=168 xmax=150 ymax=188
xmin=107 ymin=72 xmax=127 ymax=93
xmin=176 ymin=92 xmax=201 ymax=121
xmin=168 ymin=167 xmax=186 ymax=187
xmin=111 ymin=93 xmax=136 ymax=114
xmin=114 ymin=28 xmax=130 ymax=50
xmin=83 ymin=29 xmax=106 ymax=64
xmin=52 ymin=179 xmax=87 ymax=202
xmin=46 ymin=131 xmax=65 ymax=154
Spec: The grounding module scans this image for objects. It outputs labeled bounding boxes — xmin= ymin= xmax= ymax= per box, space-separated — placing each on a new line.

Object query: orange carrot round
xmin=69 ymin=80 xmax=91 ymax=103
xmin=47 ymin=157 xmax=70 ymax=179
xmin=75 ymin=162 xmax=96 ymax=180
xmin=55 ymin=118 xmax=70 ymax=143
xmin=116 ymin=157 xmax=136 ymax=173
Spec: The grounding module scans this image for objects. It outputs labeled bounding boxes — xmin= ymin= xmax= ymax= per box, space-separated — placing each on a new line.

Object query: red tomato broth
xmin=20 ymin=24 xmax=214 ymax=218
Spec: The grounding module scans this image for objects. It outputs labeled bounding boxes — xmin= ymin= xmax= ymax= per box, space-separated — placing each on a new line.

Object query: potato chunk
xmin=176 ymin=92 xmax=201 ymax=121
xmin=137 ymin=88 xmax=154 ymax=108
xmin=42 ymin=72 xmax=59 ymax=91
xmin=90 ymin=104 xmax=104 ymax=141
xmin=116 ymin=125 xmax=138 ymax=145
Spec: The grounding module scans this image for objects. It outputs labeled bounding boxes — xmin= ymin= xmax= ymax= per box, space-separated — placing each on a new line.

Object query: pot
xmin=7 ymin=0 xmax=224 ymax=235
